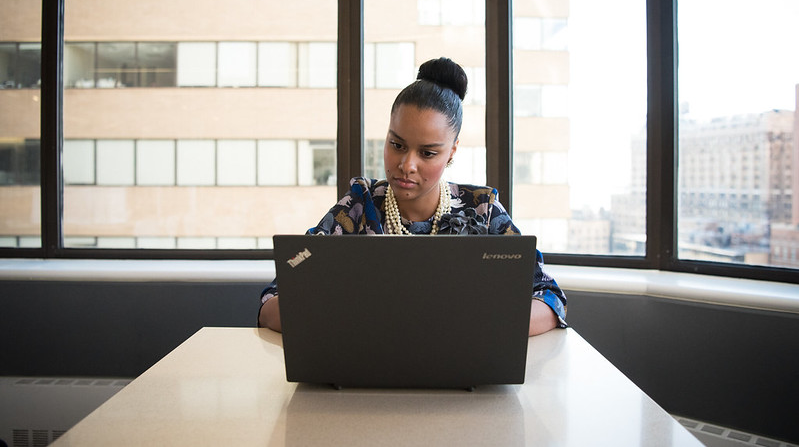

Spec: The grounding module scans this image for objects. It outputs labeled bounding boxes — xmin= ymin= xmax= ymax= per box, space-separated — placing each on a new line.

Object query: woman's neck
xmin=396 ymin=193 xmax=439 ymax=222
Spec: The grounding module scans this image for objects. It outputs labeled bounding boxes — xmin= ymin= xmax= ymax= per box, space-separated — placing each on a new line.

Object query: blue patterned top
xmin=261 ymin=177 xmax=567 ymax=327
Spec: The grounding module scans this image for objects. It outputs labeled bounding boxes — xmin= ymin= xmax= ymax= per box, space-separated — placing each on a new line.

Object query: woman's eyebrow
xmin=388 ymin=130 xmax=444 ymax=149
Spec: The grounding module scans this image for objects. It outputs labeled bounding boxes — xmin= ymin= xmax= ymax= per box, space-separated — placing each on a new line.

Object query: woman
xmin=259 ymin=57 xmax=567 ymax=335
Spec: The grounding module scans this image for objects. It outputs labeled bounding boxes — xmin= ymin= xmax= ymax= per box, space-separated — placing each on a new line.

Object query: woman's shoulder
xmin=449 ymin=182 xmax=499 ymax=204
xmin=349 ymin=177 xmax=388 ymax=197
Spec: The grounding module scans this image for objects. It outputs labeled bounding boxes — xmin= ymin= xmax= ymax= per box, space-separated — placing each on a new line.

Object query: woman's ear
xmin=448 ymin=139 xmax=459 ymax=165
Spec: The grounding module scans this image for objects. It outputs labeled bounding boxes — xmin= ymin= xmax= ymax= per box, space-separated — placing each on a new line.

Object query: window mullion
xmin=485 ymin=0 xmax=513 ymax=215
xmin=40 ymin=0 xmax=65 ymax=257
xmin=646 ymin=0 xmax=677 ymax=269
xmin=337 ymin=0 xmax=364 ymax=198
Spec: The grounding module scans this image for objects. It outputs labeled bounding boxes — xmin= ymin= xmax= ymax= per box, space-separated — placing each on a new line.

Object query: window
xmin=97 ymin=43 xmax=135 ymax=88
xmin=303 ymin=42 xmax=337 ymax=88
xmin=96 ymin=140 xmax=135 ymax=186
xmin=63 ymin=40 xmax=339 ymax=89
xmin=366 ymin=0 xmax=485 ymax=188
xmin=677 ymin=0 xmax=799 ymax=268
xmin=0 ymin=139 xmax=39 ymax=185
xmin=462 ymin=66 xmax=486 ymax=106
xmin=177 ymin=42 xmax=216 ymax=87
xmin=0 ymin=43 xmax=42 ymax=89
xmin=0 ymin=43 xmax=16 ymax=88
xmin=218 ymin=43 xmax=257 ymax=87
xmin=65 ymin=43 xmax=96 ymax=88
xmin=363 ymin=139 xmax=385 ymax=180
xmin=512 ymin=0 xmax=646 ymax=254
xmin=310 ymin=141 xmax=336 ymax=186
xmin=176 ymin=140 xmax=216 ymax=186
xmin=56 ymin=1 xmax=338 ymax=251
xmin=513 ymin=17 xmax=569 ymax=52
xmin=136 ymin=140 xmax=175 ymax=186
xmin=81 ymin=42 xmax=179 ymax=88
xmin=365 ymin=42 xmax=415 ymax=89
xmin=258 ymin=140 xmax=297 ymax=185
xmin=417 ymin=0 xmax=484 ymax=26
xmin=63 ymin=140 xmax=95 ymax=185
xmin=217 ymin=140 xmax=256 ymax=185
xmin=3 ymin=0 xmax=797 ymax=283
xmin=258 ymin=43 xmax=297 ymax=87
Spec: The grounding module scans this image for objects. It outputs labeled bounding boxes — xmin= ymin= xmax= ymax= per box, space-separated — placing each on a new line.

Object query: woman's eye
xmin=422 ymin=151 xmax=437 ymax=158
xmin=390 ymin=141 xmax=403 ymax=150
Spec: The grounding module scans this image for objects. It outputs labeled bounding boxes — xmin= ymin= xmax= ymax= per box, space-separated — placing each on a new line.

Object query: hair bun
xmin=417 ymin=57 xmax=468 ymax=101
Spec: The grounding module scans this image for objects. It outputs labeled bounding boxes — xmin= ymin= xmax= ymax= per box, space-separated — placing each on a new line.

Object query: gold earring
xmin=446 ymin=159 xmax=453 ymax=167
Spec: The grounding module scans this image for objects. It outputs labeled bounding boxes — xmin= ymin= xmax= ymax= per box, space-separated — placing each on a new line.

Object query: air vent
xmin=675 ymin=415 xmax=798 ymax=447
xmin=1 ymin=376 xmax=131 ymax=447
xmin=11 ymin=429 xmax=60 ymax=447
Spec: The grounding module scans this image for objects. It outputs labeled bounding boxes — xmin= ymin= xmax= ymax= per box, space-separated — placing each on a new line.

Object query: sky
xmin=565 ymin=0 xmax=799 ymax=211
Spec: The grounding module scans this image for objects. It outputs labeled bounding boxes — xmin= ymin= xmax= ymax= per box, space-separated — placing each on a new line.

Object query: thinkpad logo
xmin=482 ymin=252 xmax=523 ymax=260
xmin=287 ymin=248 xmax=312 ymax=268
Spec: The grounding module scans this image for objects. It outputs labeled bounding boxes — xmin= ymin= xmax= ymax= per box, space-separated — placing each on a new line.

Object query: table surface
xmin=53 ymin=327 xmax=702 ymax=446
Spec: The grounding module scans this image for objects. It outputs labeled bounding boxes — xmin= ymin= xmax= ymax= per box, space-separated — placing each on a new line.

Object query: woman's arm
xmin=529 ymin=299 xmax=558 ymax=336
xmin=259 ymin=296 xmax=282 ymax=332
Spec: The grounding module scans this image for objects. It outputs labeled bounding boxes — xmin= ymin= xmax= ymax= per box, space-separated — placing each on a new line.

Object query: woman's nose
xmin=399 ymin=153 xmax=417 ymax=174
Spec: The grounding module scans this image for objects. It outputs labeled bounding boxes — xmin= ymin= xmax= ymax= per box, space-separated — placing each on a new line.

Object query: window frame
xmin=2 ymin=0 xmax=797 ymax=284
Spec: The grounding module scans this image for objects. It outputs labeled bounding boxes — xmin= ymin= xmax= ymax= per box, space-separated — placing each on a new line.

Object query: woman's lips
xmin=394 ymin=178 xmax=417 ymax=189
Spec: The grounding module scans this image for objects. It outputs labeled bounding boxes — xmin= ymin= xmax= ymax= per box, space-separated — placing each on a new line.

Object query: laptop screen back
xmin=273 ymin=234 xmax=536 ymax=389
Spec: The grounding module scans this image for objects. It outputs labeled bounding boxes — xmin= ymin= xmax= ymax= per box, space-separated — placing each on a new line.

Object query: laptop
xmin=272 ymin=234 xmax=537 ymax=389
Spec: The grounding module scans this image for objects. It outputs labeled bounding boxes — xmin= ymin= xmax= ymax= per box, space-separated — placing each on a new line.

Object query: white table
xmin=53 ymin=327 xmax=702 ymax=446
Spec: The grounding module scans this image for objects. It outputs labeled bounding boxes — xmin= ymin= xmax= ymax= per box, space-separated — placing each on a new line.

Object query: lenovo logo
xmin=287 ymin=248 xmax=312 ymax=268
xmin=482 ymin=252 xmax=523 ymax=260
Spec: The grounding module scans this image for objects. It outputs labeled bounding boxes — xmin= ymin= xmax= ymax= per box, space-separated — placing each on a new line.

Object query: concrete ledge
xmin=2 ymin=258 xmax=797 ymax=314
xmin=0 ymin=259 xmax=274 ymax=283
xmin=546 ymin=264 xmax=799 ymax=315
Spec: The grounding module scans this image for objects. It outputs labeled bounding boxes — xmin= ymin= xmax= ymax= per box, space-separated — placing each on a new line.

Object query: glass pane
xmin=177 ymin=42 xmax=216 ymax=87
xmin=258 ymin=42 xmax=297 ymax=87
xmin=365 ymin=0 xmax=486 ymax=189
xmin=65 ymin=43 xmax=96 ymax=88
xmin=63 ymin=1 xmax=337 ymax=249
xmin=136 ymin=140 xmax=175 ymax=185
xmin=512 ymin=0 xmax=647 ymax=255
xmin=218 ymin=42 xmax=257 ymax=87
xmin=137 ymin=43 xmax=176 ymax=87
xmin=257 ymin=140 xmax=297 ymax=185
xmin=97 ymin=42 xmax=135 ymax=88
xmin=677 ymin=0 xmax=799 ymax=269
xmin=0 ymin=4 xmax=42 ymax=248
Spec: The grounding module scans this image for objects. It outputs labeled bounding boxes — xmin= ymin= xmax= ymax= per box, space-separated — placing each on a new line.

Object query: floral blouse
xmin=260 ymin=177 xmax=567 ymax=328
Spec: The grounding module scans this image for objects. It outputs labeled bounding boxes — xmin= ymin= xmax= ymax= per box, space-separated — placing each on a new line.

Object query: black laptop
xmin=272 ymin=234 xmax=537 ymax=389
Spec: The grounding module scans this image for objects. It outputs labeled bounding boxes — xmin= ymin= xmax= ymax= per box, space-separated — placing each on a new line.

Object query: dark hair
xmin=391 ymin=57 xmax=468 ymax=138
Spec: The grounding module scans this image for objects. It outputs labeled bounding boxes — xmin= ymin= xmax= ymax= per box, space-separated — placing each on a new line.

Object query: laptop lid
xmin=273 ymin=234 xmax=536 ymax=389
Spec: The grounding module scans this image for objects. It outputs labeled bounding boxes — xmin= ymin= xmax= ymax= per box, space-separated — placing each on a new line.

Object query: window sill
xmin=1 ymin=259 xmax=797 ymax=314
xmin=545 ymin=264 xmax=799 ymax=314
xmin=0 ymin=259 xmax=275 ymax=283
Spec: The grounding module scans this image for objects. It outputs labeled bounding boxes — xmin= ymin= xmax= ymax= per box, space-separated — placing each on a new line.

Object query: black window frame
xmin=1 ymin=0 xmax=797 ymax=285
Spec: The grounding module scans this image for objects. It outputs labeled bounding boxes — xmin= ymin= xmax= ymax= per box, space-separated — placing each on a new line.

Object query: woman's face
xmin=384 ymin=104 xmax=458 ymax=210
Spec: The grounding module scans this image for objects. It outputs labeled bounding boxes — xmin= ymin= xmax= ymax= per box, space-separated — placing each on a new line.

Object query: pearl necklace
xmin=384 ymin=179 xmax=451 ymax=235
